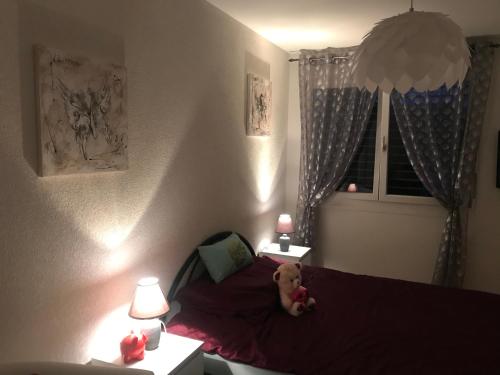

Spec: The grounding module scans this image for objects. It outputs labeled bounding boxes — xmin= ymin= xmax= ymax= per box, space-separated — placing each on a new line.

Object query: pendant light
xmin=352 ymin=0 xmax=470 ymax=94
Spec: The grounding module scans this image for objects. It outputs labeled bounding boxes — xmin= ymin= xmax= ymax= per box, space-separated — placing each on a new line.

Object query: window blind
xmin=387 ymin=104 xmax=431 ymax=197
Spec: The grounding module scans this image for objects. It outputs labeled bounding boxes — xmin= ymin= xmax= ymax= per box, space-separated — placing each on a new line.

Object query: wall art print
xmin=35 ymin=45 xmax=128 ymax=176
xmin=246 ymin=73 xmax=272 ymax=136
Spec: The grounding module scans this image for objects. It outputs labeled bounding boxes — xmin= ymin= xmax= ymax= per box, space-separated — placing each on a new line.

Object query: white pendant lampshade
xmin=352 ymin=10 xmax=470 ymax=94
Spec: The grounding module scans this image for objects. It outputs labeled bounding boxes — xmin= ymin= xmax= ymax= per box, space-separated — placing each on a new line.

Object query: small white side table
xmin=90 ymin=332 xmax=203 ymax=375
xmin=261 ymin=243 xmax=312 ymax=265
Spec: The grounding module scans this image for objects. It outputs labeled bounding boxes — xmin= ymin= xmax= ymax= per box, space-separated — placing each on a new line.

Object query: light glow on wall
xmin=105 ymin=247 xmax=135 ymax=274
xmin=257 ymin=148 xmax=273 ymax=204
xmin=257 ymin=238 xmax=271 ymax=254
xmin=96 ymin=225 xmax=137 ymax=274
xmin=246 ymin=132 xmax=284 ymax=215
xmin=87 ymin=303 xmax=135 ymax=360
xmin=252 ymin=140 xmax=282 ymax=208
xmin=259 ymin=28 xmax=332 ymax=50
xmin=101 ymin=226 xmax=133 ymax=250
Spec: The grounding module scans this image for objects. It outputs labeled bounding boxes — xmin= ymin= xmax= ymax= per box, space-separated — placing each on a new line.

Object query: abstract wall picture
xmin=246 ymin=73 xmax=272 ymax=136
xmin=35 ymin=45 xmax=128 ymax=176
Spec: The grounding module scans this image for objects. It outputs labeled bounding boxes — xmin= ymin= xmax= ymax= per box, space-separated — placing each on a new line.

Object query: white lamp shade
xmin=276 ymin=214 xmax=294 ymax=234
xmin=129 ymin=277 xmax=169 ymax=320
xmin=352 ymin=11 xmax=470 ymax=94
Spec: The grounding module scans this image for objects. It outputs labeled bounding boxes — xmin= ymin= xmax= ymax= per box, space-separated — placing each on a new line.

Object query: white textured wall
xmin=286 ymin=50 xmax=500 ymax=292
xmin=0 ymin=0 xmax=288 ymax=363
xmin=285 ymin=60 xmax=300 ymax=216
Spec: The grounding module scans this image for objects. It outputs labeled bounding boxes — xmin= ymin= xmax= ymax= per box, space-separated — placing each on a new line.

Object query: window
xmin=337 ymin=92 xmax=433 ymax=203
xmin=386 ymin=104 xmax=431 ymax=197
xmin=337 ymin=95 xmax=378 ymax=194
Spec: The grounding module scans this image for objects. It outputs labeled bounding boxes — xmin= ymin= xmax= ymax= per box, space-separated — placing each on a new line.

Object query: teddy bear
xmin=120 ymin=331 xmax=148 ymax=364
xmin=273 ymin=262 xmax=316 ymax=317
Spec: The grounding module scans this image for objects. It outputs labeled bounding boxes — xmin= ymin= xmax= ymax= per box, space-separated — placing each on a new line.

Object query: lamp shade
xmin=275 ymin=214 xmax=294 ymax=234
xmin=129 ymin=277 xmax=169 ymax=320
xmin=352 ymin=10 xmax=470 ymax=94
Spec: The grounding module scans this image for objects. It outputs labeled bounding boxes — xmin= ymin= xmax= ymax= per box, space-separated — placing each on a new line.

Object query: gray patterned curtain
xmin=391 ymin=42 xmax=494 ymax=287
xmin=294 ymin=47 xmax=376 ymax=247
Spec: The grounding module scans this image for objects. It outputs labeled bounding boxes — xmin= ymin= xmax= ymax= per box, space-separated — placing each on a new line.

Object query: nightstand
xmin=261 ymin=243 xmax=312 ymax=265
xmin=90 ymin=332 xmax=203 ymax=375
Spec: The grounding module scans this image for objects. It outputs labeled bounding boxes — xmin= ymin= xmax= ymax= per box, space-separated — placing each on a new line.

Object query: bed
xmin=165 ymin=231 xmax=500 ymax=375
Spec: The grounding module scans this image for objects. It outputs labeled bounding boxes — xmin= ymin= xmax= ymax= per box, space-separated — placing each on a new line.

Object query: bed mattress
xmin=167 ymin=256 xmax=500 ymax=375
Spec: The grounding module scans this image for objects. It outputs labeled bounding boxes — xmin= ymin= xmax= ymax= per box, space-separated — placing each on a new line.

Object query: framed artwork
xmin=35 ymin=45 xmax=128 ymax=176
xmin=246 ymin=73 xmax=272 ymax=136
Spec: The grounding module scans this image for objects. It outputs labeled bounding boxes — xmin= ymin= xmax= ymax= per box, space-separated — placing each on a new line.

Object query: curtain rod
xmin=289 ymin=43 xmax=500 ymax=63
xmin=288 ymin=56 xmax=349 ymax=63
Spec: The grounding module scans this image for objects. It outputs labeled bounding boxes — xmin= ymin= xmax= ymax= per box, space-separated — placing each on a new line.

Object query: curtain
xmin=391 ymin=42 xmax=494 ymax=287
xmin=294 ymin=47 xmax=376 ymax=247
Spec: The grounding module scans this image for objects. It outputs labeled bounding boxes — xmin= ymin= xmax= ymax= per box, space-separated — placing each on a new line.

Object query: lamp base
xmin=141 ymin=318 xmax=162 ymax=350
xmin=279 ymin=234 xmax=291 ymax=252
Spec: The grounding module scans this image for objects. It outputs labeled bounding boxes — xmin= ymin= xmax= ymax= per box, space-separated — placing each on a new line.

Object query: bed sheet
xmin=167 ymin=256 xmax=500 ymax=375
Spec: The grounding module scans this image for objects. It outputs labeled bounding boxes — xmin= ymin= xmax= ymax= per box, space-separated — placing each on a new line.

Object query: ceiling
xmin=206 ymin=0 xmax=500 ymax=52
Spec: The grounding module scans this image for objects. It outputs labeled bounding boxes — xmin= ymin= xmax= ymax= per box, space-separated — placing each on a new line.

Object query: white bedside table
xmin=261 ymin=243 xmax=312 ymax=265
xmin=91 ymin=332 xmax=203 ymax=375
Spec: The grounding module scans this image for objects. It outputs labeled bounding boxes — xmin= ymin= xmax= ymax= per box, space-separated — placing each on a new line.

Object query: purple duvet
xmin=167 ymin=256 xmax=500 ymax=374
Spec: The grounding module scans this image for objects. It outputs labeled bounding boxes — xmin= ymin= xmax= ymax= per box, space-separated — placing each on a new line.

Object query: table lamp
xmin=276 ymin=214 xmax=294 ymax=252
xmin=129 ymin=277 xmax=169 ymax=350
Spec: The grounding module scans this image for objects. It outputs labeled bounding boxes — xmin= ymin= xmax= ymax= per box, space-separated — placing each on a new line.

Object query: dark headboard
xmin=166 ymin=231 xmax=255 ymax=302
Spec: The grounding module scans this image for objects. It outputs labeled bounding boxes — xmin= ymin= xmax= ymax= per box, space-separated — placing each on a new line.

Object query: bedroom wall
xmin=286 ymin=49 xmax=500 ymax=293
xmin=0 ymin=0 xmax=288 ymax=363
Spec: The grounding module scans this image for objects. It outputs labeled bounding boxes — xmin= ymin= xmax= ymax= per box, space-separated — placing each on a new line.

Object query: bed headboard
xmin=166 ymin=231 xmax=255 ymax=302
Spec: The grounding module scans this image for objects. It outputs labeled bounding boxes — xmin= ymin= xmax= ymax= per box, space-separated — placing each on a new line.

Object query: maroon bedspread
xmin=167 ymin=257 xmax=500 ymax=374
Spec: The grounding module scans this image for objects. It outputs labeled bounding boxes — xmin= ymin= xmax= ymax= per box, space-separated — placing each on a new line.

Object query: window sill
xmin=333 ymin=191 xmax=438 ymax=206
xmin=327 ymin=192 xmax=444 ymax=218
xmin=379 ymin=193 xmax=438 ymax=206
xmin=334 ymin=191 xmax=377 ymax=201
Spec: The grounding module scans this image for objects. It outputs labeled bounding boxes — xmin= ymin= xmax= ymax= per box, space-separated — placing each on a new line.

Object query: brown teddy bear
xmin=273 ymin=262 xmax=316 ymax=317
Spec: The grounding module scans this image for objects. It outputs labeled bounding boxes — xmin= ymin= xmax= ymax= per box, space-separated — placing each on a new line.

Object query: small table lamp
xmin=129 ymin=277 xmax=169 ymax=351
xmin=276 ymin=214 xmax=294 ymax=252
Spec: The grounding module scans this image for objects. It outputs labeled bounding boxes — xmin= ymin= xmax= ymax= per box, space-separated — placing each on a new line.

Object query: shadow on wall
xmin=129 ymin=77 xmax=287 ymax=260
xmin=0 ymin=132 xmax=207 ymax=363
xmin=242 ymin=51 xmax=287 ymax=216
xmin=8 ymin=0 xmax=182 ymax=363
xmin=15 ymin=0 xmax=199 ymax=249
xmin=8 ymin=0 xmax=288 ymax=364
xmin=17 ymin=0 xmax=125 ymax=176
xmin=0 ymin=149 xmax=137 ymax=362
xmin=7 ymin=64 xmax=284 ymax=370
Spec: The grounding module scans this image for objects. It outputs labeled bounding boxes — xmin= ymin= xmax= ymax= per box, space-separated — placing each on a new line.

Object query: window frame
xmin=335 ymin=91 xmax=438 ymax=206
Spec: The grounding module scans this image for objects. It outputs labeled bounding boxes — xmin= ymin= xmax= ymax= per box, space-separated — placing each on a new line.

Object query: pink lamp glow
xmin=276 ymin=214 xmax=294 ymax=252
xmin=347 ymin=183 xmax=358 ymax=193
xmin=275 ymin=214 xmax=294 ymax=234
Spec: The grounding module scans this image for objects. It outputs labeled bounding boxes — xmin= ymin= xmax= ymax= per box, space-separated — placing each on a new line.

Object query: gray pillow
xmin=198 ymin=233 xmax=254 ymax=283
